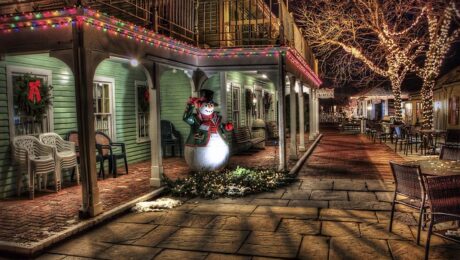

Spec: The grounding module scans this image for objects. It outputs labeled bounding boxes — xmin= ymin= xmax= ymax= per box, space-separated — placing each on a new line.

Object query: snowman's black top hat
xmin=199 ymin=89 xmax=219 ymax=106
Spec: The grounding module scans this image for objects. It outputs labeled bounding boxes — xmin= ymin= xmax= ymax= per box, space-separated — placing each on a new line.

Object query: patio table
xmin=403 ymin=159 xmax=460 ymax=176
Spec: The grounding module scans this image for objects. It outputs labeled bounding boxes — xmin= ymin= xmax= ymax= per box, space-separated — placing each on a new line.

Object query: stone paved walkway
xmin=30 ymin=132 xmax=460 ymax=259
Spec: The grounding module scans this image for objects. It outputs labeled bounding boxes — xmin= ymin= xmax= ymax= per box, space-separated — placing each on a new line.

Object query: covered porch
xmin=0 ymin=6 xmax=322 ymax=255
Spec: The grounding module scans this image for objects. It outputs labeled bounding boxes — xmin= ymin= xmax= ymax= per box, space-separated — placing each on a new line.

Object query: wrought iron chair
xmin=12 ymin=135 xmax=57 ymax=199
xmin=161 ymin=120 xmax=182 ymax=157
xmin=373 ymin=123 xmax=391 ymax=143
xmin=95 ymin=131 xmax=128 ymax=178
xmin=393 ymin=126 xmax=407 ymax=152
xmin=66 ymin=130 xmax=80 ymax=182
xmin=438 ymin=129 xmax=460 ymax=148
xmin=440 ymin=146 xmax=460 ymax=161
xmin=403 ymin=127 xmax=423 ymax=156
xmin=389 ymin=161 xmax=428 ymax=245
xmin=39 ymin=132 xmax=80 ymax=186
xmin=422 ymin=175 xmax=460 ymax=260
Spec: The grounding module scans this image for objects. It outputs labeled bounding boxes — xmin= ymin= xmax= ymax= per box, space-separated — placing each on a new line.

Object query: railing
xmin=0 ymin=0 xmax=318 ymax=72
xmin=198 ymin=0 xmax=280 ymax=47
xmin=154 ymin=0 xmax=196 ymax=43
xmin=278 ymin=0 xmax=318 ymax=73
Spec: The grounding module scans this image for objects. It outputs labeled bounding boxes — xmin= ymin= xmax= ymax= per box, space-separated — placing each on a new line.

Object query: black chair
xmin=161 ymin=120 xmax=182 ymax=157
xmin=393 ymin=126 xmax=407 ymax=152
xmin=439 ymin=129 xmax=460 ymax=148
xmin=95 ymin=131 xmax=128 ymax=178
xmin=389 ymin=161 xmax=428 ymax=245
xmin=374 ymin=123 xmax=391 ymax=143
xmin=66 ymin=130 xmax=80 ymax=182
xmin=422 ymin=175 xmax=460 ymax=260
xmin=404 ymin=127 xmax=423 ymax=155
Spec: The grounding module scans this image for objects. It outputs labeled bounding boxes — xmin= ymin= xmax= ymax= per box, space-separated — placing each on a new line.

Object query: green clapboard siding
xmin=160 ymin=70 xmax=192 ymax=156
xmin=204 ymin=72 xmax=276 ymax=128
xmin=0 ymin=54 xmax=151 ymax=198
xmin=0 ymin=53 xmax=77 ymax=198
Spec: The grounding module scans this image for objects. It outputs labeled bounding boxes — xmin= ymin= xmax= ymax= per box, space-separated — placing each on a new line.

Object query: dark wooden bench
xmin=266 ymin=121 xmax=279 ymax=139
xmin=232 ymin=126 xmax=264 ymax=154
xmin=340 ymin=123 xmax=360 ymax=132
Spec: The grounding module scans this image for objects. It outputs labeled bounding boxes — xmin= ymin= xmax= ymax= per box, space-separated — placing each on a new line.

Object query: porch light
xmin=367 ymin=104 xmax=372 ymax=111
xmin=261 ymin=74 xmax=267 ymax=79
xmin=253 ymin=97 xmax=257 ymax=104
xmin=130 ymin=58 xmax=139 ymax=67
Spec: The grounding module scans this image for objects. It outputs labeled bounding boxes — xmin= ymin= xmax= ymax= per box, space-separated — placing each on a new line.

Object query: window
xmin=231 ymin=83 xmax=241 ymax=127
xmin=135 ymin=81 xmax=150 ymax=142
xmin=93 ymin=77 xmax=115 ymax=139
xmin=7 ymin=66 xmax=53 ymax=138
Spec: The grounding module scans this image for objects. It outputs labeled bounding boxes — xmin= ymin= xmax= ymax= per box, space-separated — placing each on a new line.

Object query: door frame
xmin=93 ymin=76 xmax=116 ymax=141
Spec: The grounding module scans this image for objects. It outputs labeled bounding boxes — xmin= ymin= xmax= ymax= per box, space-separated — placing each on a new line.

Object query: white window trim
xmin=135 ymin=80 xmax=150 ymax=143
xmin=93 ymin=76 xmax=117 ymax=141
xmin=7 ymin=65 xmax=54 ymax=139
xmin=231 ymin=83 xmax=241 ymax=128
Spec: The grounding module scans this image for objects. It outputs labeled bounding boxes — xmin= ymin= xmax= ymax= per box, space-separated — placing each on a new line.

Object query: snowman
xmin=183 ymin=89 xmax=233 ymax=171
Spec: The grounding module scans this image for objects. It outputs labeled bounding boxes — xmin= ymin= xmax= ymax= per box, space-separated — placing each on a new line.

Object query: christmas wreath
xmin=263 ymin=92 xmax=272 ymax=113
xmin=13 ymin=74 xmax=53 ymax=120
xmin=245 ymin=88 xmax=255 ymax=111
xmin=137 ymin=86 xmax=150 ymax=112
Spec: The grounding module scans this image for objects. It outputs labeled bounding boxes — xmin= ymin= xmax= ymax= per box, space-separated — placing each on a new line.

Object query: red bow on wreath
xmin=144 ymin=89 xmax=149 ymax=102
xmin=28 ymin=80 xmax=41 ymax=103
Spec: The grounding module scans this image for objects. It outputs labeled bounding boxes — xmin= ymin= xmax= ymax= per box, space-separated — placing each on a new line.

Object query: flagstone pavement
xmin=36 ymin=132 xmax=460 ymax=260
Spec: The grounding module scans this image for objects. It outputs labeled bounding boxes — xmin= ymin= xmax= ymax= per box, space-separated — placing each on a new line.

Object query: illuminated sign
xmin=316 ymin=88 xmax=334 ymax=99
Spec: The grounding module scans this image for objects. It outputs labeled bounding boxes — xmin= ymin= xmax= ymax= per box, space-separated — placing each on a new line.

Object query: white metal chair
xmin=12 ymin=135 xmax=57 ymax=199
xmin=39 ymin=133 xmax=80 ymax=187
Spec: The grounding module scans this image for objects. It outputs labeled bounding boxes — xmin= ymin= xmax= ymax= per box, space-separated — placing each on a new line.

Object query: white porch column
xmin=289 ymin=76 xmax=298 ymax=160
xmin=384 ymin=98 xmax=389 ymax=116
xmin=309 ymin=87 xmax=316 ymax=140
xmin=149 ymin=63 xmax=163 ymax=187
xmin=277 ymin=56 xmax=287 ymax=171
xmin=370 ymin=100 xmax=375 ymax=120
xmin=314 ymin=90 xmax=320 ymax=135
xmin=298 ymin=83 xmax=306 ymax=152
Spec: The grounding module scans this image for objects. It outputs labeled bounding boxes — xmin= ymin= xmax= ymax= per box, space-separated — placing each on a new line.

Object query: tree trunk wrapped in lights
xmin=421 ymin=81 xmax=435 ymax=128
xmin=391 ymin=81 xmax=403 ymax=122
xmin=415 ymin=1 xmax=460 ymax=129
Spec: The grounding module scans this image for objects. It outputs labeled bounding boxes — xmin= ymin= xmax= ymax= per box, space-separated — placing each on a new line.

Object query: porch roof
xmin=350 ymin=86 xmax=409 ymax=100
xmin=0 ymin=7 xmax=322 ymax=88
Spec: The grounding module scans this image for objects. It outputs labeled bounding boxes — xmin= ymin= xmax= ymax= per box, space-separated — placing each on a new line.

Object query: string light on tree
xmin=416 ymin=1 xmax=460 ymax=129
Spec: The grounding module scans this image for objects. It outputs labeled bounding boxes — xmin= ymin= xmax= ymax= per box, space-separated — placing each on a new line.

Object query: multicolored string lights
xmin=0 ymin=7 xmax=321 ymax=87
